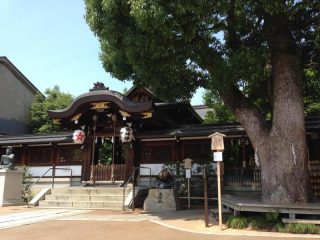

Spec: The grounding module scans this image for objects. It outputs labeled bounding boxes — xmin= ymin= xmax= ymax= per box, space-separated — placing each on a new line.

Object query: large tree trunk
xmin=219 ymin=11 xmax=313 ymax=204
xmin=220 ymin=53 xmax=311 ymax=204
xmin=257 ymin=54 xmax=311 ymax=204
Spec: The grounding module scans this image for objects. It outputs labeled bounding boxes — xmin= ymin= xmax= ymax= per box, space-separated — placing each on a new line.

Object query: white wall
xmin=28 ymin=165 xmax=82 ymax=177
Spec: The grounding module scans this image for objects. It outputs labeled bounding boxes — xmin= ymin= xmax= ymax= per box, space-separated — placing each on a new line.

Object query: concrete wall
xmin=0 ymin=62 xmax=36 ymax=134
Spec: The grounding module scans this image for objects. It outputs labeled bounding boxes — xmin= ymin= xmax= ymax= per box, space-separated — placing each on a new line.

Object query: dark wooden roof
xmin=154 ymin=102 xmax=202 ymax=126
xmin=125 ymin=86 xmax=158 ymax=102
xmin=48 ymin=89 xmax=153 ymax=120
xmin=137 ymin=123 xmax=245 ymax=139
xmin=0 ymin=118 xmax=319 ymax=146
xmin=0 ymin=133 xmax=73 ymax=146
xmin=137 ymin=117 xmax=320 ymax=139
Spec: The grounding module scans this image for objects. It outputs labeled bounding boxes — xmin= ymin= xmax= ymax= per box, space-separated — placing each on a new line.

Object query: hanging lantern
xmin=72 ymin=130 xmax=86 ymax=144
xmin=120 ymin=127 xmax=134 ymax=143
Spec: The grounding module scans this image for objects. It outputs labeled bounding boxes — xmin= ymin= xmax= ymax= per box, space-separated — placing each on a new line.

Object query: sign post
xmin=183 ymin=158 xmax=192 ymax=209
xmin=203 ymin=165 xmax=209 ymax=227
xmin=208 ymin=132 xmax=226 ymax=230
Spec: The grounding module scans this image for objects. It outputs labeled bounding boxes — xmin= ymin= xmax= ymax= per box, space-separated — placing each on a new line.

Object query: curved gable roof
xmin=48 ymin=89 xmax=153 ymax=119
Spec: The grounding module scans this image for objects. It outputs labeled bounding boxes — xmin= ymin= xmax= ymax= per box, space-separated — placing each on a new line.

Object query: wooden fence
xmin=92 ymin=164 xmax=127 ymax=181
xmin=224 ymin=167 xmax=261 ymax=188
xmin=309 ymin=160 xmax=320 ymax=199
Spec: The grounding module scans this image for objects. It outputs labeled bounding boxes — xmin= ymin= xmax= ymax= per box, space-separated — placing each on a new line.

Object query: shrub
xmin=249 ymin=216 xmax=269 ymax=230
xmin=226 ymin=216 xmax=249 ymax=229
xmin=278 ymin=223 xmax=320 ymax=234
xmin=264 ymin=212 xmax=281 ymax=225
xmin=227 ymin=212 xmax=282 ymax=231
xmin=17 ymin=165 xmax=33 ymax=202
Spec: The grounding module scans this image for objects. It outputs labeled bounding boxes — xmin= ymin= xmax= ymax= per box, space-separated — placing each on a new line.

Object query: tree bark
xmin=220 ymin=53 xmax=311 ymax=204
xmin=258 ymin=53 xmax=311 ymax=204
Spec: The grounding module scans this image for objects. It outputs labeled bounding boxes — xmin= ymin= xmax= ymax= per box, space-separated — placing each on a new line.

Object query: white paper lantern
xmin=72 ymin=130 xmax=86 ymax=144
xmin=120 ymin=127 xmax=134 ymax=143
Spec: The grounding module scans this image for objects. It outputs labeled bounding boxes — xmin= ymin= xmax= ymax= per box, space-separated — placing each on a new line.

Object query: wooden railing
xmin=224 ymin=167 xmax=261 ymax=188
xmin=92 ymin=164 xmax=126 ymax=181
xmin=309 ymin=160 xmax=320 ymax=199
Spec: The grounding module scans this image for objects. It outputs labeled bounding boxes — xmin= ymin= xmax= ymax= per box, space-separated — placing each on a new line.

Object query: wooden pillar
xmin=124 ymin=143 xmax=134 ymax=182
xmin=81 ymin=136 xmax=94 ymax=181
xmin=51 ymin=144 xmax=58 ymax=166
xmin=21 ymin=145 xmax=28 ymax=166
xmin=174 ymin=138 xmax=181 ymax=176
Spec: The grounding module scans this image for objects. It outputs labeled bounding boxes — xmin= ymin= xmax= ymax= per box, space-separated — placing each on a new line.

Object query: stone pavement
xmin=0 ymin=205 xmax=320 ymax=239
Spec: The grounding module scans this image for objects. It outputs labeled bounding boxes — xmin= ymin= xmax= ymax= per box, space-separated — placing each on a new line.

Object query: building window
xmin=58 ymin=145 xmax=82 ymax=165
xmin=308 ymin=134 xmax=320 ymax=161
xmin=182 ymin=140 xmax=211 ymax=163
xmin=29 ymin=146 xmax=52 ymax=166
xmin=142 ymin=142 xmax=173 ymax=163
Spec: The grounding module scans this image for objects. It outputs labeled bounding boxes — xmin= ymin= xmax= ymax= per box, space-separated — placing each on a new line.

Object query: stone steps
xmin=45 ymin=195 xmax=123 ymax=201
xmin=38 ymin=186 xmax=132 ymax=210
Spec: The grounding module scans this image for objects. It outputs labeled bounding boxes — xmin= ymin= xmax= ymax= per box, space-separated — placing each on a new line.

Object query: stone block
xmin=0 ymin=169 xmax=24 ymax=206
xmin=143 ymin=189 xmax=180 ymax=212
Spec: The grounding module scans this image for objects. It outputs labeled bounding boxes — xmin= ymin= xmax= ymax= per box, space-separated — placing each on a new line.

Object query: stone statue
xmin=0 ymin=146 xmax=15 ymax=169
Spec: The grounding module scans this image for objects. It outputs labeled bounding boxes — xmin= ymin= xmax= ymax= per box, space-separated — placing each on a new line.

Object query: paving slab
xmin=0 ymin=206 xmax=320 ymax=239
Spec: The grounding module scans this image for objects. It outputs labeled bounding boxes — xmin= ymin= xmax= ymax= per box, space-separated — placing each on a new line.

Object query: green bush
xmin=227 ymin=212 xmax=282 ymax=231
xmin=17 ymin=165 xmax=33 ymax=202
xmin=226 ymin=216 xmax=249 ymax=229
xmin=249 ymin=216 xmax=269 ymax=230
xmin=264 ymin=212 xmax=281 ymax=224
xmin=278 ymin=223 xmax=320 ymax=234
xmin=226 ymin=213 xmax=320 ymax=234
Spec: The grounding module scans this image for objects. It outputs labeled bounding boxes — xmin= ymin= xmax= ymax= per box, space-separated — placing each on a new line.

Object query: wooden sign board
xmin=183 ymin=158 xmax=192 ymax=169
xmin=208 ymin=132 xmax=226 ymax=151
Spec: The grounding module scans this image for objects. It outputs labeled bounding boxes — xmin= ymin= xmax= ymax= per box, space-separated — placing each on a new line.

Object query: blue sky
xmin=0 ymin=0 xmax=204 ymax=105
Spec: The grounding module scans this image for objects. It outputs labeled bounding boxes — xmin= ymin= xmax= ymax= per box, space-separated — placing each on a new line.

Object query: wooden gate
xmin=92 ymin=164 xmax=127 ymax=181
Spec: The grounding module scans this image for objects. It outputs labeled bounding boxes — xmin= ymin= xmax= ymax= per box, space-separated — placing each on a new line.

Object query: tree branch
xmin=220 ymin=86 xmax=270 ymax=146
xmin=226 ymin=0 xmax=241 ymax=51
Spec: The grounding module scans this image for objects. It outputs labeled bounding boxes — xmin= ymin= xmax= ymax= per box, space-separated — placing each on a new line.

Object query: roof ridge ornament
xmin=90 ymin=82 xmax=109 ymax=91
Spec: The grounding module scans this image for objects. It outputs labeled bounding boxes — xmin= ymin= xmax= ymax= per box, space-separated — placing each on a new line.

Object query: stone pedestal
xmin=0 ymin=169 xmax=24 ymax=206
xmin=143 ymin=189 xmax=180 ymax=212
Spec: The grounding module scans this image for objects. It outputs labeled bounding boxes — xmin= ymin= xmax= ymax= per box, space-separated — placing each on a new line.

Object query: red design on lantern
xmin=73 ymin=130 xmax=86 ymax=144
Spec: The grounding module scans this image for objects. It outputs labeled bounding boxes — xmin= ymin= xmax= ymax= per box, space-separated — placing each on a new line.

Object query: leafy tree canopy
xmin=203 ymin=90 xmax=236 ymax=124
xmin=85 ymin=0 xmax=320 ymax=203
xmin=85 ymin=0 xmax=320 ymax=105
xmin=30 ymin=86 xmax=74 ymax=133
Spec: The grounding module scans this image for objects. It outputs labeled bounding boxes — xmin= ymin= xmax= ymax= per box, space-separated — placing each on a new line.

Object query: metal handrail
xmin=122 ymin=166 xmax=152 ymax=211
xmin=26 ymin=166 xmax=72 ymax=207
xmin=136 ymin=166 xmax=152 ymax=189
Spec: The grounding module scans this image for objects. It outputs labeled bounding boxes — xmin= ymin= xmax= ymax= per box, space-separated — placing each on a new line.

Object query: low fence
xmin=224 ymin=167 xmax=261 ymax=188
xmin=92 ymin=164 xmax=126 ymax=181
xmin=309 ymin=160 xmax=320 ymax=199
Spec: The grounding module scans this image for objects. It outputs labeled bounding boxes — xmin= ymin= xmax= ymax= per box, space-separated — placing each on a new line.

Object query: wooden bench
xmin=282 ymin=218 xmax=320 ymax=225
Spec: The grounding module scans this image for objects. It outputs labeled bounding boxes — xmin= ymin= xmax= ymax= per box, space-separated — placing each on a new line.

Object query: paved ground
xmin=0 ymin=205 xmax=319 ymax=239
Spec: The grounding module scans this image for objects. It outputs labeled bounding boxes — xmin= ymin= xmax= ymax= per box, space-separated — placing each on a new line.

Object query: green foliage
xmin=305 ymin=103 xmax=320 ymax=117
xmin=203 ymin=90 xmax=236 ymax=124
xmin=85 ymin=0 xmax=320 ymax=109
xmin=17 ymin=165 xmax=33 ymax=202
xmin=98 ymin=139 xmax=113 ymax=164
xmin=227 ymin=214 xmax=320 ymax=234
xmin=227 ymin=212 xmax=282 ymax=231
xmin=304 ymin=64 xmax=320 ymax=117
xmin=30 ymin=86 xmax=73 ymax=133
xmin=249 ymin=212 xmax=282 ymax=230
xmin=278 ymin=223 xmax=320 ymax=234
xmin=226 ymin=216 xmax=249 ymax=229
xmin=122 ymin=87 xmax=129 ymax=94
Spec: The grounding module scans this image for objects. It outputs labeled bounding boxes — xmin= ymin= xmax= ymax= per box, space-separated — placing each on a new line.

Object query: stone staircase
xmin=38 ymin=186 xmax=132 ymax=210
